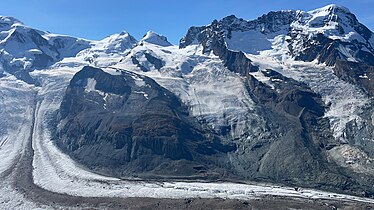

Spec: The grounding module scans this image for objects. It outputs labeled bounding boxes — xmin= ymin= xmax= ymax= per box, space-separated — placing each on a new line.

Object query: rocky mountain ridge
xmin=180 ymin=4 xmax=374 ymax=95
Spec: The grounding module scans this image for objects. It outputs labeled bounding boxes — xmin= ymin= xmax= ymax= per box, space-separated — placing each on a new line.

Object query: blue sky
xmin=1 ymin=0 xmax=374 ymax=44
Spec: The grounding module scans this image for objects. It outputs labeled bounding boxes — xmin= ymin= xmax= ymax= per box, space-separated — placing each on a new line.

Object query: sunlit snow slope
xmin=0 ymin=4 xmax=373 ymax=208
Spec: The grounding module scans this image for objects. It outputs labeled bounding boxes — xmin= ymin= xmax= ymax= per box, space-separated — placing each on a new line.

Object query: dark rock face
xmin=144 ymin=53 xmax=164 ymax=70
xmin=179 ymin=14 xmax=374 ymax=195
xmin=334 ymin=60 xmax=374 ymax=96
xmin=289 ymin=33 xmax=374 ymax=96
xmin=290 ymin=33 xmax=374 ymax=66
xmin=131 ymin=56 xmax=149 ymax=72
xmin=130 ymin=51 xmax=165 ymax=72
xmin=180 ymin=12 xmax=296 ymax=48
xmin=208 ymin=37 xmax=259 ymax=74
xmin=46 ymin=8 xmax=374 ymax=196
xmin=233 ymin=69 xmax=374 ymax=195
xmin=54 ymin=66 xmax=235 ymax=178
xmin=230 ymin=73 xmax=331 ymax=182
xmin=180 ymin=17 xmax=258 ymax=75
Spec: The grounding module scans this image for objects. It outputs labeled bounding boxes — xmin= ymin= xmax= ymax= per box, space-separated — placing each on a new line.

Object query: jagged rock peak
xmin=140 ymin=31 xmax=172 ymax=47
xmin=217 ymin=15 xmax=244 ymax=26
xmin=180 ymin=4 xmax=372 ymax=48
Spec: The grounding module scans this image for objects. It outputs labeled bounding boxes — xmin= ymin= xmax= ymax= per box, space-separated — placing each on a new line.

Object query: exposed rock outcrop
xmin=54 ymin=66 xmax=236 ymax=178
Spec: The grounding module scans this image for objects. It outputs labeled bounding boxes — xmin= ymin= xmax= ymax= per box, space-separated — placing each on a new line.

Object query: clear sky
xmin=1 ymin=0 xmax=374 ymax=44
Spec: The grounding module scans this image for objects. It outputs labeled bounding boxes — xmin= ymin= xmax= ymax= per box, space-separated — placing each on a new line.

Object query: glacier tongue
xmin=0 ymin=75 xmax=36 ymax=175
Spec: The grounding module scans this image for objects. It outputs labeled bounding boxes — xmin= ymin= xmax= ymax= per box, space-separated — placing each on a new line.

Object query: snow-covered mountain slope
xmin=181 ymin=4 xmax=373 ymax=61
xmin=114 ymin=36 xmax=261 ymax=140
xmin=0 ymin=16 xmax=90 ymax=76
xmin=0 ymin=16 xmax=139 ymax=85
xmin=176 ymin=4 xmax=374 ymax=195
xmin=180 ymin=4 xmax=374 ymax=140
xmin=140 ymin=31 xmax=172 ymax=47
xmin=0 ymin=4 xmax=374 ymax=208
xmin=76 ymin=31 xmax=137 ymax=67
xmin=291 ymin=5 xmax=372 ymax=42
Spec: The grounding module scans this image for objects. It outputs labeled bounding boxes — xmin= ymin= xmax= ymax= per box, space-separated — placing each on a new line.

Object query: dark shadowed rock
xmin=144 ymin=52 xmax=164 ymax=70
xmin=180 ymin=13 xmax=374 ymax=193
xmin=54 ymin=66 xmax=236 ymax=178
xmin=180 ymin=18 xmax=258 ymax=74
xmin=46 ymin=7 xmax=374 ymax=197
xmin=334 ymin=60 xmax=374 ymax=96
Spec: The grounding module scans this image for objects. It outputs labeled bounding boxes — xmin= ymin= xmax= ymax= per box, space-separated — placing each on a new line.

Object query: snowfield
xmin=0 ymin=6 xmax=374 ymax=207
xmin=24 ymin=62 xmax=374 ymax=201
xmin=26 ymin=53 xmax=374 ymax=205
xmin=0 ymin=53 xmax=372 ymax=208
xmin=114 ymin=43 xmax=258 ymax=139
xmin=0 ymin=75 xmax=49 ymax=209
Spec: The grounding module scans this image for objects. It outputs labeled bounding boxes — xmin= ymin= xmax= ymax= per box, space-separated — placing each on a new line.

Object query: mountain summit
xmin=95 ymin=31 xmax=137 ymax=54
xmin=0 ymin=16 xmax=24 ymax=30
xmin=140 ymin=31 xmax=172 ymax=46
xmin=180 ymin=5 xmax=373 ymax=56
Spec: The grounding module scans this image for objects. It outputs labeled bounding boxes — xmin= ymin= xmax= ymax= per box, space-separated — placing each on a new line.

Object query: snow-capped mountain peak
xmin=0 ymin=16 xmax=92 ymax=84
xmin=0 ymin=15 xmax=139 ymax=82
xmin=178 ymin=5 xmax=374 ymax=143
xmin=1 ymin=5 xmax=374 ymax=208
xmin=292 ymin=4 xmax=368 ymax=40
xmin=0 ymin=16 xmax=24 ymax=30
xmin=95 ymin=31 xmax=137 ymax=54
xmin=140 ymin=31 xmax=172 ymax=46
xmin=310 ymin=4 xmax=351 ymax=15
xmin=180 ymin=4 xmax=373 ymax=65
xmin=73 ymin=31 xmax=138 ymax=68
